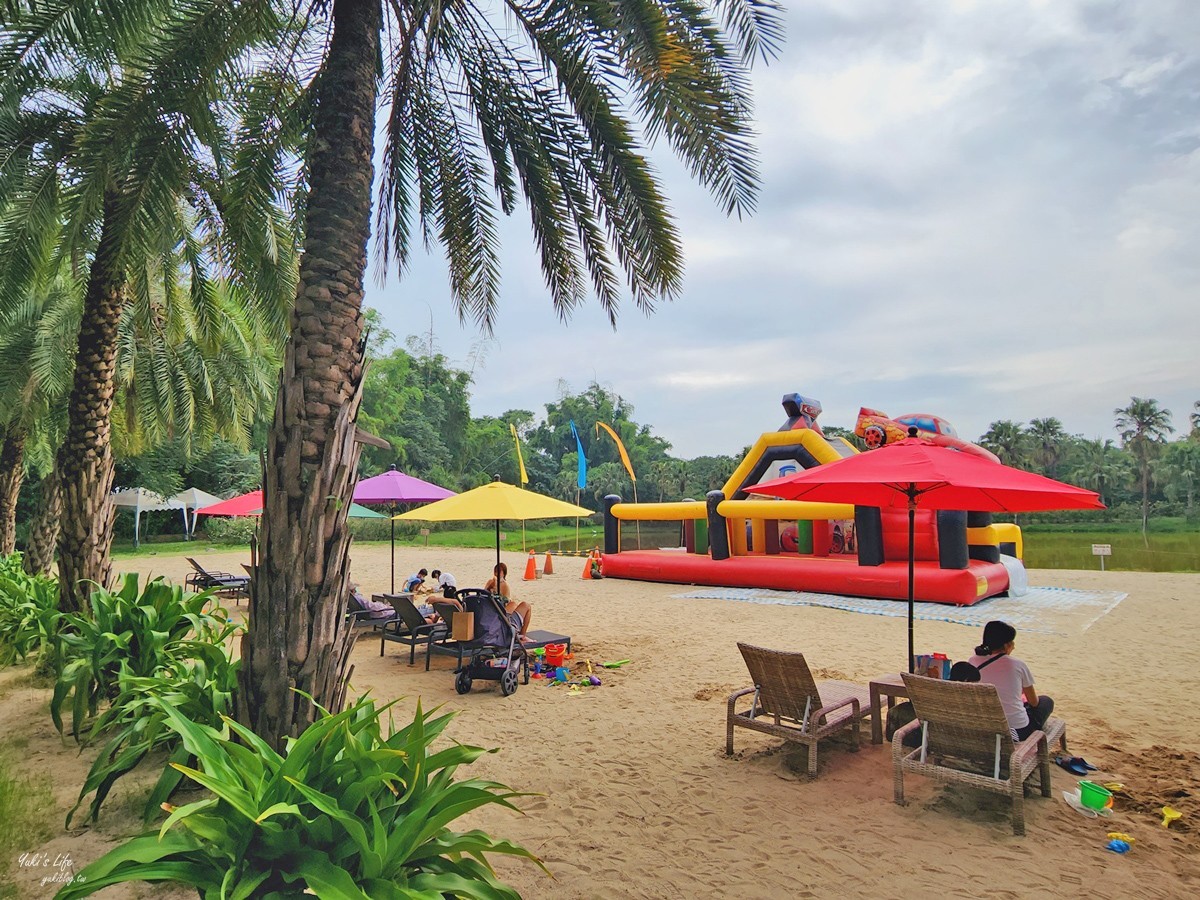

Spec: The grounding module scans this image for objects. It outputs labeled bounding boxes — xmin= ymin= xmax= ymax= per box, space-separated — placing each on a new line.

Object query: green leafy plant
xmin=50 ymin=574 xmax=229 ymax=738
xmin=58 ymin=695 xmax=545 ymax=898
xmin=69 ymin=639 xmax=241 ymax=826
xmin=0 ymin=554 xmax=61 ymax=666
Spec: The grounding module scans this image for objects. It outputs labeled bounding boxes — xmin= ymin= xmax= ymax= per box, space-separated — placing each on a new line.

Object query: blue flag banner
xmin=569 ymin=420 xmax=588 ymax=489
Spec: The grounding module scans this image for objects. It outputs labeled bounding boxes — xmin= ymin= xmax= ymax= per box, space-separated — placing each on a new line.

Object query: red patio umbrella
xmin=194 ymin=490 xmax=264 ymax=517
xmin=749 ymin=430 xmax=1105 ymax=672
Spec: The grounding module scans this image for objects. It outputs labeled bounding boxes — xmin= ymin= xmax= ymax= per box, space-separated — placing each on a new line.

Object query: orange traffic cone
xmin=543 ymin=551 xmax=554 ymax=575
xmin=523 ymin=551 xmax=537 ymax=581
xmin=581 ymin=551 xmax=592 ymax=579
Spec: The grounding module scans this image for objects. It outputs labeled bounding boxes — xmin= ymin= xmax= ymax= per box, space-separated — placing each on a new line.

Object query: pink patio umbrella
xmin=353 ymin=466 xmax=456 ymax=592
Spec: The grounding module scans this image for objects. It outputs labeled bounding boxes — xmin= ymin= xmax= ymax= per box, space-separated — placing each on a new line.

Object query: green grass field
xmin=1021 ymin=530 xmax=1200 ymax=572
xmin=115 ymin=525 xmax=1200 ymax=573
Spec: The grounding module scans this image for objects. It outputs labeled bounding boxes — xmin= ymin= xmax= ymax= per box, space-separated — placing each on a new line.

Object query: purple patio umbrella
xmin=353 ymin=466 xmax=456 ymax=592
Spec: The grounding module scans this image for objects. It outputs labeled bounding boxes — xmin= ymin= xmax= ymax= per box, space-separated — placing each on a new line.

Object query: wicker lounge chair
xmin=726 ymin=643 xmax=870 ymax=777
xmin=892 ymin=673 xmax=1066 ymax=835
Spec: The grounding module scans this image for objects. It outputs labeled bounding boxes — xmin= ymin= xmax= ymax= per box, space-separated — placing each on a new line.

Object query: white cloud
xmin=365 ymin=0 xmax=1200 ymax=459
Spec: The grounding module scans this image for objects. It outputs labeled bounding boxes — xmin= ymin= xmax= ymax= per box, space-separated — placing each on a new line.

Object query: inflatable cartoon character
xmin=855 ymin=407 xmax=1000 ymax=462
xmin=780 ymin=393 xmax=825 ymax=436
xmin=855 ymin=408 xmax=910 ymax=449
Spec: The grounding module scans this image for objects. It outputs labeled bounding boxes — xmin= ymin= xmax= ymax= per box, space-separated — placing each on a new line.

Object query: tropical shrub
xmin=198 ymin=516 xmax=258 ymax=544
xmin=69 ymin=639 xmax=241 ymax=826
xmin=0 ymin=553 xmax=60 ymax=666
xmin=58 ymin=696 xmax=545 ymax=898
xmin=50 ymin=575 xmax=230 ymax=738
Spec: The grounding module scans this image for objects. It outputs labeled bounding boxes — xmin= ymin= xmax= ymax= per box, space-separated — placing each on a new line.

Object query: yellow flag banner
xmin=510 ymin=423 xmax=529 ymax=484
xmin=595 ymin=422 xmax=636 ymax=483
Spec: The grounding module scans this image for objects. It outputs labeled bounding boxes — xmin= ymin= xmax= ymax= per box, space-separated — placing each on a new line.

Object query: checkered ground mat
xmin=672 ymin=586 xmax=1128 ymax=636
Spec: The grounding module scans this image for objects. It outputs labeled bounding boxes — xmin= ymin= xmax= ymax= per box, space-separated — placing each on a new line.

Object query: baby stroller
xmin=450 ymin=588 xmax=529 ymax=696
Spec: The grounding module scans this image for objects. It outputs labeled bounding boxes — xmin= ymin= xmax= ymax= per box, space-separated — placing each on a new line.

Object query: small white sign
xmin=419 ymin=528 xmax=430 ymax=536
xmin=1092 ymin=544 xmax=1112 ymax=556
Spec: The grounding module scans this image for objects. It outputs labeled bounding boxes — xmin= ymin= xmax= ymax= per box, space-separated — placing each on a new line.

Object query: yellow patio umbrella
xmin=394 ymin=478 xmax=593 ymax=569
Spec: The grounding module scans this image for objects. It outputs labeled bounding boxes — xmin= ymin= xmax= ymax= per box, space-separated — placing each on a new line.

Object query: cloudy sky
xmin=364 ymin=0 xmax=1199 ymax=459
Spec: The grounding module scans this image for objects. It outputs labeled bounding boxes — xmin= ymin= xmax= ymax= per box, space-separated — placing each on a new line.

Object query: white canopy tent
xmin=170 ymin=487 xmax=225 ymax=537
xmin=110 ymin=488 xmax=185 ymax=547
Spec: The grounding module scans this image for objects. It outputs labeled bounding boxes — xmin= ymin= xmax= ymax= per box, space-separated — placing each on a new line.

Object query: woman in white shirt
xmin=968 ymin=620 xmax=1054 ymax=741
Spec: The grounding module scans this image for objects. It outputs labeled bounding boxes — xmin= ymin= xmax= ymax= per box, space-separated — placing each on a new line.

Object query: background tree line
xmin=10 ymin=319 xmax=1195 ymax=547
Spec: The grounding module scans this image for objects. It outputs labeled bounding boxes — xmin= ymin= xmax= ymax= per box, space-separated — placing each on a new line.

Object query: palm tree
xmin=1068 ymin=438 xmax=1130 ymax=508
xmin=236 ymin=0 xmax=783 ymax=746
xmin=0 ymin=270 xmax=79 ymax=555
xmin=0 ymin=261 xmax=284 ymax=564
xmin=0 ymin=6 xmax=298 ymax=609
xmin=9 ymin=0 xmax=784 ymax=746
xmin=1158 ymin=440 xmax=1200 ymax=521
xmin=1114 ymin=397 xmax=1174 ymax=538
xmin=1191 ymin=400 xmax=1199 ymax=436
xmin=979 ymin=420 xmax=1029 ymax=468
xmin=1026 ymin=417 xmax=1066 ymax=479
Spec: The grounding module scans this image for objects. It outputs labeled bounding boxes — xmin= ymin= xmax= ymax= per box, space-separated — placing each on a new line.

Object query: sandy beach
xmin=2 ymin=543 xmax=1197 ymax=898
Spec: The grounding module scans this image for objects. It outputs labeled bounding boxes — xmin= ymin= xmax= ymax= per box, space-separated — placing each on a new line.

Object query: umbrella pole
xmin=907 ymin=492 xmax=916 ymax=674
xmin=633 ymin=483 xmax=641 ymax=549
xmin=495 ymin=519 xmax=501 ymax=572
xmin=390 ymin=504 xmax=396 ymax=594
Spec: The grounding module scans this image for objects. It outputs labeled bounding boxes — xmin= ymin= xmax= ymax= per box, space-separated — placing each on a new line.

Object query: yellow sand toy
xmin=1161 ymin=806 xmax=1182 ymax=828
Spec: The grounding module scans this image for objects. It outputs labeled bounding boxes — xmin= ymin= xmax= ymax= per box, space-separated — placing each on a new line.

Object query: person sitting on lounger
xmin=485 ymin=562 xmax=531 ymax=638
xmin=968 ymin=620 xmax=1054 ymax=741
xmin=349 ymin=583 xmax=393 ymax=620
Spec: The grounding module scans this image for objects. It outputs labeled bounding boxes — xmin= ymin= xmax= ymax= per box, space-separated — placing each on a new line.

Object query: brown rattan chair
xmin=726 ymin=643 xmax=870 ymax=777
xmin=893 ymin=673 xmax=1063 ymax=835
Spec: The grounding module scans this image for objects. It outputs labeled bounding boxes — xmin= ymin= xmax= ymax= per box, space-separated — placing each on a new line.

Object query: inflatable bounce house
xmin=599 ymin=394 xmax=1025 ymax=606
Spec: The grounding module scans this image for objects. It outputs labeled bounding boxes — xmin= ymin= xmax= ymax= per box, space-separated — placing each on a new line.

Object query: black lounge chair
xmin=185 ymin=557 xmax=250 ymax=603
xmin=377 ymin=595 xmax=451 ymax=668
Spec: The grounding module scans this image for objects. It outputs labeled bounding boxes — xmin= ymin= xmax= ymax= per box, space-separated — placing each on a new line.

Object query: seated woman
xmin=484 ymin=562 xmax=532 ymax=639
xmin=968 ymin=620 xmax=1054 ymax=741
xmin=348 ymin=583 xmax=393 ymax=621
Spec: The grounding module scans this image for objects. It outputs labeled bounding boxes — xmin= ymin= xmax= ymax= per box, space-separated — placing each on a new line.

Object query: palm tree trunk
xmin=56 ymin=192 xmax=126 ymax=612
xmin=1141 ymin=464 xmax=1150 ymax=543
xmin=0 ymin=427 xmax=26 ymax=556
xmin=237 ymin=0 xmax=381 ymax=748
xmin=24 ymin=466 xmax=61 ymax=576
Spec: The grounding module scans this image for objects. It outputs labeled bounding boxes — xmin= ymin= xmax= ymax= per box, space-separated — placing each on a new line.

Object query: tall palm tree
xmin=1026 ymin=417 xmax=1066 ymax=479
xmin=1114 ymin=397 xmax=1174 ymax=538
xmin=0 ymin=269 xmax=79 ymax=555
xmin=9 ymin=0 xmax=783 ymax=744
xmin=0 ymin=4 xmax=298 ymax=608
xmin=230 ymin=0 xmax=784 ymax=746
xmin=979 ymin=420 xmax=1029 ymax=468
xmin=1191 ymin=400 xmax=1199 ymax=436
xmin=0 ymin=259 xmax=284 ymax=564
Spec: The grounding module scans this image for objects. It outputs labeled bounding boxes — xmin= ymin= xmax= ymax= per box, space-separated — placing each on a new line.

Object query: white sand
xmin=2 ymin=544 xmax=1197 ymax=898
